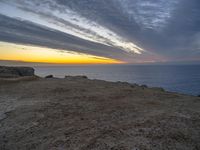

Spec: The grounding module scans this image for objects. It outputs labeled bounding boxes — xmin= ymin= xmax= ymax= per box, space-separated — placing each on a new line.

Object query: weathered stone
xmin=141 ymin=84 xmax=148 ymax=88
xmin=0 ymin=66 xmax=35 ymax=78
xmin=65 ymin=75 xmax=88 ymax=79
xmin=45 ymin=75 xmax=54 ymax=78
xmin=151 ymin=87 xmax=165 ymax=92
xmin=130 ymin=83 xmax=139 ymax=88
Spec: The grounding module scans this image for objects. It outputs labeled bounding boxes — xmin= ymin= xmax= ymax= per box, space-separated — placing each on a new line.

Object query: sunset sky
xmin=0 ymin=0 xmax=200 ymax=64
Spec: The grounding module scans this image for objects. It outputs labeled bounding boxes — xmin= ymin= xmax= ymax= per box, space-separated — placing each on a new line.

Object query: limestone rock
xmin=0 ymin=66 xmax=35 ymax=78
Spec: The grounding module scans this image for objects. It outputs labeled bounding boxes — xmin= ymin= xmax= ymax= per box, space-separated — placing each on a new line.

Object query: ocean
xmin=34 ymin=65 xmax=200 ymax=96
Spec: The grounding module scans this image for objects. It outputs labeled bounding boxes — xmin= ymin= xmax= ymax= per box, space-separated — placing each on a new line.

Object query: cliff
xmin=0 ymin=66 xmax=34 ymax=78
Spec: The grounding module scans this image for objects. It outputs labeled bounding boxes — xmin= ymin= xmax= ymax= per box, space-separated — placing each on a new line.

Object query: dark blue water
xmin=34 ymin=65 xmax=200 ymax=96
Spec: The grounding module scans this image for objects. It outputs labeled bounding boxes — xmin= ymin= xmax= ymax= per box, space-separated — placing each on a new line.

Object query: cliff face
xmin=0 ymin=66 xmax=35 ymax=78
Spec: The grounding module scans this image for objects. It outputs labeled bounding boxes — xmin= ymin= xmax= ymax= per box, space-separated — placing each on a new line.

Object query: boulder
xmin=0 ymin=66 xmax=35 ymax=78
xmin=141 ymin=84 xmax=148 ymax=88
xmin=130 ymin=83 xmax=139 ymax=88
xmin=79 ymin=75 xmax=88 ymax=79
xmin=65 ymin=75 xmax=88 ymax=80
xmin=45 ymin=75 xmax=54 ymax=78
xmin=151 ymin=87 xmax=165 ymax=92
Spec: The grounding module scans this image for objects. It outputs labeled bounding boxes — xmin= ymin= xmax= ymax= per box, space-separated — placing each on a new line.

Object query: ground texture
xmin=0 ymin=76 xmax=200 ymax=150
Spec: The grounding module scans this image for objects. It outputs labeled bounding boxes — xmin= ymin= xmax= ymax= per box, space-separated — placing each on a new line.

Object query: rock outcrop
xmin=45 ymin=75 xmax=54 ymax=78
xmin=65 ymin=75 xmax=88 ymax=80
xmin=0 ymin=66 xmax=35 ymax=78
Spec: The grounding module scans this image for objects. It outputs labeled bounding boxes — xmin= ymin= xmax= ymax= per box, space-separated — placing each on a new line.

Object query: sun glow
xmin=0 ymin=42 xmax=123 ymax=64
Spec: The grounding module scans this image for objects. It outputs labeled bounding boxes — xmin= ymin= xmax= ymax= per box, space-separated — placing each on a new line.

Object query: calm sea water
xmin=34 ymin=65 xmax=200 ymax=96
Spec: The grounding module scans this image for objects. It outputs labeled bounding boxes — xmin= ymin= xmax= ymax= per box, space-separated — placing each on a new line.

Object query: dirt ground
xmin=0 ymin=76 xmax=200 ymax=150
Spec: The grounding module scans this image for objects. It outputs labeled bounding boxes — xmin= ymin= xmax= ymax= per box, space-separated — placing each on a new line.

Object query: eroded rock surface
xmin=0 ymin=66 xmax=34 ymax=78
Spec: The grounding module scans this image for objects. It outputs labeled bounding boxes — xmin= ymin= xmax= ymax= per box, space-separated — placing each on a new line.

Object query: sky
xmin=0 ymin=0 xmax=200 ymax=64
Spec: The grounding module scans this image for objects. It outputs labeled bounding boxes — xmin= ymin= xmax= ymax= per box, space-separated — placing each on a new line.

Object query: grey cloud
xmin=3 ymin=0 xmax=143 ymax=54
xmin=0 ymin=14 xmax=131 ymax=61
xmin=60 ymin=0 xmax=200 ymax=58
xmin=0 ymin=0 xmax=200 ymax=63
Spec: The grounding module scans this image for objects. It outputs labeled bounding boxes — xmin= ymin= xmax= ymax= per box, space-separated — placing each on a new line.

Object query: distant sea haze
xmin=34 ymin=65 xmax=200 ymax=96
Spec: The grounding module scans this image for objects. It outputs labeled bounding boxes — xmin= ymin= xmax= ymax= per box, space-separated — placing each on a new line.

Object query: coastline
xmin=33 ymin=65 xmax=200 ymax=96
xmin=0 ymin=75 xmax=200 ymax=149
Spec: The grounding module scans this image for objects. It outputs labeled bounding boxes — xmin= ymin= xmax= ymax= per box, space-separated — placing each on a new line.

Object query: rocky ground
xmin=0 ymin=76 xmax=200 ymax=150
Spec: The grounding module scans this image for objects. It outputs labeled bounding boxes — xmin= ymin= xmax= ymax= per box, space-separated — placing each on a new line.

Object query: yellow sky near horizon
xmin=0 ymin=42 xmax=123 ymax=64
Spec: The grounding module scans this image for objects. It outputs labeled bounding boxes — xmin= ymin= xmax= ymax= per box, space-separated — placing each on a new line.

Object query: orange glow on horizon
xmin=0 ymin=42 xmax=123 ymax=64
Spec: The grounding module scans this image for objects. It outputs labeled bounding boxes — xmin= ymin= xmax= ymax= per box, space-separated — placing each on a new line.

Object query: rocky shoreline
xmin=0 ymin=66 xmax=200 ymax=150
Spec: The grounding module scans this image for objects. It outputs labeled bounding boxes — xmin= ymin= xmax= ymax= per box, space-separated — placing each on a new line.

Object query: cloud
xmin=116 ymin=0 xmax=180 ymax=30
xmin=0 ymin=0 xmax=143 ymax=54
xmin=0 ymin=0 xmax=200 ymax=63
xmin=0 ymin=14 xmax=134 ymax=61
